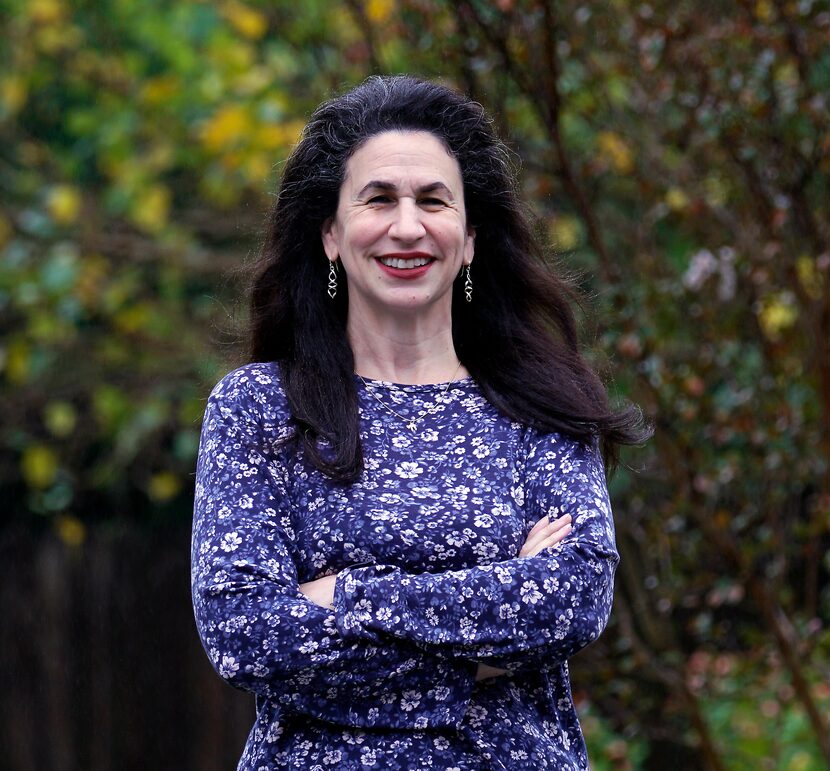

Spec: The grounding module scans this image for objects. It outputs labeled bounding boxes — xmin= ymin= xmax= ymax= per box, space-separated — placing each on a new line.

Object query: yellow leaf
xmin=235 ymin=67 xmax=272 ymax=96
xmin=212 ymin=39 xmax=255 ymax=70
xmin=255 ymin=124 xmax=289 ymax=151
xmin=113 ymin=302 xmax=152 ymax=334
xmin=548 ymin=215 xmax=581 ymax=251
xmin=75 ymin=255 xmax=109 ymax=309
xmin=148 ymin=472 xmax=182 ymax=503
xmin=220 ymin=150 xmax=244 ymax=171
xmin=665 ymin=187 xmax=689 ymax=212
xmin=31 ymin=312 xmax=74 ymax=343
xmin=44 ymin=401 xmax=77 ymax=438
xmin=1 ymin=76 xmax=27 ymax=114
xmin=255 ymin=120 xmax=305 ymax=150
xmin=129 ymin=184 xmax=170 ymax=233
xmin=47 ymin=184 xmax=82 ymax=224
xmin=755 ymin=0 xmax=775 ymax=23
xmin=703 ymin=174 xmax=729 ymax=207
xmin=597 ymin=131 xmax=634 ymax=174
xmin=200 ymin=173 xmax=240 ymax=208
xmin=796 ymin=255 xmax=823 ymax=300
xmin=243 ymin=152 xmax=271 ymax=184
xmin=21 ymin=444 xmax=59 ymax=489
xmin=5 ymin=340 xmax=31 ymax=383
xmin=140 ymin=75 xmax=180 ymax=105
xmin=36 ymin=24 xmax=82 ymax=54
xmin=223 ymin=1 xmax=268 ymax=39
xmin=757 ymin=293 xmax=798 ymax=340
xmin=786 ymin=751 xmax=813 ymax=771
xmin=775 ymin=61 xmax=798 ymax=87
xmin=144 ymin=141 xmax=174 ymax=173
xmin=55 ymin=514 xmax=86 ymax=547
xmin=201 ymin=104 xmax=251 ymax=151
xmin=366 ymin=0 xmax=395 ymax=23
xmin=29 ymin=0 xmax=65 ymax=24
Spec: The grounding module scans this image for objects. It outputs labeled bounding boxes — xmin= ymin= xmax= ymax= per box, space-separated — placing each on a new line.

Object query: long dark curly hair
xmin=250 ymin=75 xmax=648 ymax=481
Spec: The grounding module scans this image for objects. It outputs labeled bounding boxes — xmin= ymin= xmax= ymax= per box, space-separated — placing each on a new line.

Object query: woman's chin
xmin=348 ymin=290 xmax=453 ymax=320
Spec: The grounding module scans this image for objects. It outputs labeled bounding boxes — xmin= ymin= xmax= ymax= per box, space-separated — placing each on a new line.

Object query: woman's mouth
xmin=375 ymin=254 xmax=435 ymax=278
xmin=377 ymin=255 xmax=433 ymax=269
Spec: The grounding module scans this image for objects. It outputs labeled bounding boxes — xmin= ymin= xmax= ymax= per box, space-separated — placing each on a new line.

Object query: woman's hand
xmin=475 ymin=514 xmax=573 ymax=682
xmin=299 ymin=574 xmax=337 ymax=608
xmin=519 ymin=513 xmax=572 ymax=557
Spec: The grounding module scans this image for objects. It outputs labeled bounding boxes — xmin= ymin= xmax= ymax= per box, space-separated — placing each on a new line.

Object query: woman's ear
xmin=464 ymin=226 xmax=476 ymax=266
xmin=321 ymin=217 xmax=339 ymax=262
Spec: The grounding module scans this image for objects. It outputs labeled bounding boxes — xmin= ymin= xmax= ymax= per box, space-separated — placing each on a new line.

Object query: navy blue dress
xmin=191 ymin=363 xmax=618 ymax=769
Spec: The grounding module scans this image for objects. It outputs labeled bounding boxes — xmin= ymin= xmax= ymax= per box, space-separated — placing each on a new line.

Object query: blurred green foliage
xmin=2 ymin=0 xmax=829 ymax=767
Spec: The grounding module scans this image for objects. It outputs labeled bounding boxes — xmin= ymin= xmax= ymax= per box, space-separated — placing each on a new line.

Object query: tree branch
xmin=456 ymin=0 xmax=616 ymax=281
xmin=343 ymin=0 xmax=385 ymax=74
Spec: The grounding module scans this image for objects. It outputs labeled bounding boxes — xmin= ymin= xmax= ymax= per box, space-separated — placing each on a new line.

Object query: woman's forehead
xmin=342 ymin=131 xmax=463 ymax=190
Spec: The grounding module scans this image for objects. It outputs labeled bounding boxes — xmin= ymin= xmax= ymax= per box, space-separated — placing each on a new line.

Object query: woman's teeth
xmin=379 ymin=256 xmax=431 ymax=269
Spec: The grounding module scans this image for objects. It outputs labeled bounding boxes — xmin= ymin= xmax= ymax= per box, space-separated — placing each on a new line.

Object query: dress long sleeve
xmin=191 ymin=374 xmax=477 ymax=729
xmin=332 ymin=431 xmax=618 ymax=668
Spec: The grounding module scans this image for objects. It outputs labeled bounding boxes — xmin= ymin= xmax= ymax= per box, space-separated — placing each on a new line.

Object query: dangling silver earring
xmin=463 ymin=264 xmax=473 ymax=303
xmin=327 ymin=260 xmax=338 ymax=299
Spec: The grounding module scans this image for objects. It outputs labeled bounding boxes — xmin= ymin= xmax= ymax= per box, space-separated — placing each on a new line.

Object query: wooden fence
xmin=0 ymin=525 xmax=253 ymax=771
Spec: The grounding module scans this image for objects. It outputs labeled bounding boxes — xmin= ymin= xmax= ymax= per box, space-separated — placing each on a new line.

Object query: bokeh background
xmin=2 ymin=1 xmax=829 ymax=769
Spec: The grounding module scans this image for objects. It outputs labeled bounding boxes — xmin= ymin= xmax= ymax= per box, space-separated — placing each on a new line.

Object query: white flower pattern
xmin=191 ymin=363 xmax=619 ymax=770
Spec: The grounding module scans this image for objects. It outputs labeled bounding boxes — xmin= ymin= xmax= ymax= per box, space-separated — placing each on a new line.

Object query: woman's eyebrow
xmin=419 ymin=182 xmax=454 ymax=198
xmin=356 ymin=180 xmax=396 ymax=197
xmin=356 ymin=180 xmax=454 ymax=198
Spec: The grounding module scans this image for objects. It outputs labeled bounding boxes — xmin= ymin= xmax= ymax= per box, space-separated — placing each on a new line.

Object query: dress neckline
xmin=354 ymin=373 xmax=475 ymax=392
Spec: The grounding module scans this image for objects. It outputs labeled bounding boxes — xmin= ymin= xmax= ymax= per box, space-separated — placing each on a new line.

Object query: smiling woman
xmin=321 ymin=130 xmax=475 ymax=368
xmin=191 ymin=75 xmax=649 ymax=771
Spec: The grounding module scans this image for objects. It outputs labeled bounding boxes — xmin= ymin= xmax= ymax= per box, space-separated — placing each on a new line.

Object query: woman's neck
xmin=347 ymin=309 xmax=465 ymax=385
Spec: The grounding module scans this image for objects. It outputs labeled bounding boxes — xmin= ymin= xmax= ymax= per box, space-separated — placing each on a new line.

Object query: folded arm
xmin=330 ymin=433 xmax=618 ymax=670
xmin=191 ymin=376 xmax=477 ymax=728
xmin=300 ymin=512 xmax=573 ymax=678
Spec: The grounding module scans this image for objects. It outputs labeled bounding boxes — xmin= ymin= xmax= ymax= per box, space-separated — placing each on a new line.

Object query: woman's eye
xmin=421 ymin=198 xmax=446 ymax=207
xmin=367 ymin=195 xmax=392 ymax=204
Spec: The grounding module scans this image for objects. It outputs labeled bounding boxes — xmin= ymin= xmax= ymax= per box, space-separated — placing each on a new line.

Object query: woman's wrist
xmin=475 ymin=663 xmax=508 ymax=681
xmin=299 ymin=573 xmax=337 ymax=609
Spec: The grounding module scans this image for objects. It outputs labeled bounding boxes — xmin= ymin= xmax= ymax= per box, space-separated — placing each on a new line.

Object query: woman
xmin=192 ymin=75 xmax=646 ymax=770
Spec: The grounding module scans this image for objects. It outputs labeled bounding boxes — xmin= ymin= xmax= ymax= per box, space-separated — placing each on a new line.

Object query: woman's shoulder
xmin=207 ymin=361 xmax=291 ymax=422
xmin=521 ymin=423 xmax=601 ymax=463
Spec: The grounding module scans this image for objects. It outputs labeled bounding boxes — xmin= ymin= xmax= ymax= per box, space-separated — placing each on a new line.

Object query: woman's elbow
xmin=550 ymin=565 xmax=615 ymax=656
xmin=192 ymin=584 xmax=275 ymax=695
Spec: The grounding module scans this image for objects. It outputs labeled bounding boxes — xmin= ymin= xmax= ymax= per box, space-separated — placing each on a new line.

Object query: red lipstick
xmin=375 ymin=253 xmax=435 ymax=280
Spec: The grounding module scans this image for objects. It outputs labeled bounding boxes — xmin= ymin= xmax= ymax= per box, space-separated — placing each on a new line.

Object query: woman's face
xmin=321 ymin=130 xmax=475 ymax=324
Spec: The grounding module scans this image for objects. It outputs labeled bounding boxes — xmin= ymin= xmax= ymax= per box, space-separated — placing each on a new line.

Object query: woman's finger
xmin=519 ymin=523 xmax=547 ymax=556
xmin=520 ymin=515 xmax=566 ymax=555
xmin=537 ymin=522 xmax=572 ymax=549
xmin=519 ymin=514 xmax=572 ymax=557
xmin=518 ymin=517 xmax=550 ymax=556
xmin=546 ymin=514 xmax=572 ymax=535
xmin=529 ymin=514 xmax=571 ymax=545
xmin=522 ymin=524 xmax=572 ymax=558
xmin=526 ymin=515 xmax=550 ymax=538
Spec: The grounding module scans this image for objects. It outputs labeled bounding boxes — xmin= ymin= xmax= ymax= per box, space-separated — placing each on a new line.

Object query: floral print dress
xmin=191 ymin=363 xmax=618 ymax=770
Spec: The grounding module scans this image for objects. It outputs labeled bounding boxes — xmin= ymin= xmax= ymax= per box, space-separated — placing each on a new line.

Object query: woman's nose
xmin=388 ymin=199 xmax=426 ymax=241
